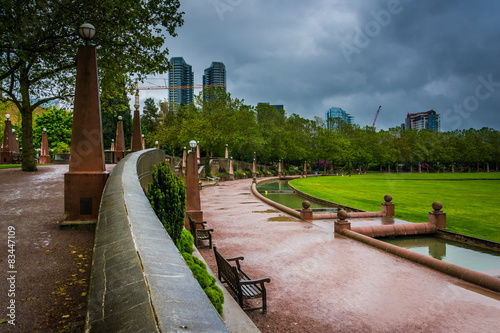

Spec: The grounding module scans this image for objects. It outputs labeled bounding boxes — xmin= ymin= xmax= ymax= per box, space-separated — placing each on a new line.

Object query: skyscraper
xmin=168 ymin=57 xmax=194 ymax=109
xmin=325 ymin=107 xmax=354 ymax=130
xmin=403 ymin=110 xmax=440 ymax=132
xmin=203 ymin=62 xmax=226 ymax=101
xmin=203 ymin=62 xmax=226 ymax=88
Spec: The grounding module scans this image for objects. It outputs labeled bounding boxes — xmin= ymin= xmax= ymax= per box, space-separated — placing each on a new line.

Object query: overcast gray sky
xmin=135 ymin=0 xmax=500 ymax=132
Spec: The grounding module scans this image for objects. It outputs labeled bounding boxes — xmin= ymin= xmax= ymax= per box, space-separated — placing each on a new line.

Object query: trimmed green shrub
xmin=147 ymin=163 xmax=224 ymax=314
xmin=181 ymin=252 xmax=225 ymax=314
xmin=178 ymin=229 xmax=194 ymax=255
xmin=148 ymin=162 xmax=186 ymax=247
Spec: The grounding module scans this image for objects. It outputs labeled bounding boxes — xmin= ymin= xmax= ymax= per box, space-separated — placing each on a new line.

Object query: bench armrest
xmin=226 ymin=256 xmax=244 ymax=269
xmin=240 ymin=277 xmax=271 ymax=285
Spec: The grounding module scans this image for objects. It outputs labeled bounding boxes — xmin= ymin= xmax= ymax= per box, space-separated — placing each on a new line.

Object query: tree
xmin=142 ymin=97 xmax=161 ymax=134
xmin=32 ymin=106 xmax=73 ymax=151
xmin=0 ymin=0 xmax=183 ymax=171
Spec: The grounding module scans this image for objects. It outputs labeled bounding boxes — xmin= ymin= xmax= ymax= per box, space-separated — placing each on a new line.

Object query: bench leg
xmin=262 ymin=289 xmax=267 ymax=314
xmin=208 ymin=233 xmax=212 ymax=249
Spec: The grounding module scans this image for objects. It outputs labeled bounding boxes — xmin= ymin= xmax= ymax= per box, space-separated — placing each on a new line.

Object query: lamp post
xmin=142 ymin=134 xmax=145 ymax=150
xmin=186 ymin=139 xmax=203 ymax=228
xmin=155 ymin=140 xmax=159 ymax=149
xmin=114 ymin=115 xmax=125 ymax=163
xmin=11 ymin=128 xmax=19 ymax=153
xmin=225 ymin=143 xmax=229 ymax=159
xmin=131 ymin=80 xmax=143 ymax=152
xmin=252 ymin=151 xmax=257 ymax=178
xmin=196 ymin=140 xmax=200 ymax=165
xmin=1 ymin=114 xmax=13 ymax=164
xmin=229 ymin=156 xmax=234 ymax=181
xmin=182 ymin=146 xmax=187 ymax=174
xmin=63 ymin=22 xmax=108 ymax=224
xmin=39 ymin=127 xmax=51 ymax=164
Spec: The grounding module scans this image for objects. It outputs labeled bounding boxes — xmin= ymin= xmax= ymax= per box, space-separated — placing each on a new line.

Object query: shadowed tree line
xmin=144 ymin=88 xmax=500 ymax=173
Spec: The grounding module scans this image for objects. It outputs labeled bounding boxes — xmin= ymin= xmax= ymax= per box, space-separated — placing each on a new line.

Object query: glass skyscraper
xmin=403 ymin=110 xmax=441 ymax=132
xmin=325 ymin=107 xmax=354 ymax=130
xmin=203 ymin=62 xmax=226 ymax=101
xmin=168 ymin=57 xmax=194 ymax=109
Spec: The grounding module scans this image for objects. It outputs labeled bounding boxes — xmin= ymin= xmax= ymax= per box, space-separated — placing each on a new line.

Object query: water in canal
xmin=257 ymin=179 xmax=334 ymax=212
xmin=382 ymin=235 xmax=500 ymax=276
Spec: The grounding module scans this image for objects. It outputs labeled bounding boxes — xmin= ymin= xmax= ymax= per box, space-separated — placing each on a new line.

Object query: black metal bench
xmin=213 ymin=246 xmax=271 ymax=313
xmin=188 ymin=214 xmax=213 ymax=249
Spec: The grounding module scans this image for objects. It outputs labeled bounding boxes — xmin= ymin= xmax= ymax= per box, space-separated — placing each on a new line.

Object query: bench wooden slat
xmin=188 ymin=214 xmax=213 ymax=249
xmin=214 ymin=246 xmax=270 ymax=314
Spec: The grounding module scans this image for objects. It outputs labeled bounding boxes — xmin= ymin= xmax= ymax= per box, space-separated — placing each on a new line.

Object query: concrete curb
xmin=341 ymin=229 xmax=500 ymax=293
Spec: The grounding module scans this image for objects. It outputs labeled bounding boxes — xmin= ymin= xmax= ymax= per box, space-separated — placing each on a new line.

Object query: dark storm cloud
xmin=138 ymin=0 xmax=500 ymax=131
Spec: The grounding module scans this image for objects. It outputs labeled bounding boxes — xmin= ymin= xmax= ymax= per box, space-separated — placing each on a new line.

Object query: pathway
xmin=198 ymin=178 xmax=500 ymax=333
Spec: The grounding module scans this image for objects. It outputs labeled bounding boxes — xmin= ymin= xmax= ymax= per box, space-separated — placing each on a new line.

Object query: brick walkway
xmin=198 ymin=178 xmax=500 ymax=333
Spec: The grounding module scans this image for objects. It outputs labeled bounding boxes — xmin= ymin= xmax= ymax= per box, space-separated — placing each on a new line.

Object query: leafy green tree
xmin=32 ymin=106 xmax=73 ymax=151
xmin=101 ymin=78 xmax=133 ymax=150
xmin=0 ymin=0 xmax=183 ymax=171
xmin=141 ymin=97 xmax=161 ymax=135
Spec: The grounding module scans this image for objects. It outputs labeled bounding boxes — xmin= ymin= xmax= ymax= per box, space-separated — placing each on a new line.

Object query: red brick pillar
xmin=64 ymin=43 xmax=109 ymax=223
xmin=334 ymin=210 xmax=351 ymax=233
xmin=186 ymin=141 xmax=203 ymax=229
xmin=429 ymin=201 xmax=446 ymax=229
xmin=114 ymin=116 xmax=125 ymax=163
xmin=381 ymin=194 xmax=395 ymax=217
xmin=300 ymin=201 xmax=313 ymax=222
xmin=39 ymin=129 xmax=51 ymax=164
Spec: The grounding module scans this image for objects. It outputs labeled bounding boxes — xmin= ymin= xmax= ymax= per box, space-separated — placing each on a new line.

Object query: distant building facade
xmin=403 ymin=110 xmax=440 ymax=132
xmin=168 ymin=57 xmax=194 ymax=109
xmin=325 ymin=107 xmax=354 ymax=130
xmin=203 ymin=62 xmax=226 ymax=88
xmin=203 ymin=62 xmax=226 ymax=101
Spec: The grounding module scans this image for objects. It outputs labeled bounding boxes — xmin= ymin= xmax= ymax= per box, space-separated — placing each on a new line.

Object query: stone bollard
xmin=334 ymin=209 xmax=351 ymax=233
xmin=381 ymin=194 xmax=395 ymax=217
xmin=429 ymin=201 xmax=446 ymax=229
xmin=300 ymin=201 xmax=313 ymax=221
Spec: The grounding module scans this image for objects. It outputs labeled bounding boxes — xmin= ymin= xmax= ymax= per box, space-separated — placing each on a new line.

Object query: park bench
xmin=188 ymin=214 xmax=213 ymax=249
xmin=213 ymin=246 xmax=271 ymax=314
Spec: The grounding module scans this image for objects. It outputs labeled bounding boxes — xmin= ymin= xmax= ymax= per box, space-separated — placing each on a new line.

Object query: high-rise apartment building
xmin=203 ymin=62 xmax=226 ymax=101
xmin=203 ymin=62 xmax=226 ymax=88
xmin=403 ymin=110 xmax=440 ymax=132
xmin=168 ymin=57 xmax=194 ymax=108
xmin=325 ymin=107 xmax=354 ymax=130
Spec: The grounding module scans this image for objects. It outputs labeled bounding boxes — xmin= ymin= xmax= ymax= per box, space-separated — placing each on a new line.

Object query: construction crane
xmin=372 ymin=105 xmax=382 ymax=127
xmin=129 ymin=78 xmax=226 ymax=108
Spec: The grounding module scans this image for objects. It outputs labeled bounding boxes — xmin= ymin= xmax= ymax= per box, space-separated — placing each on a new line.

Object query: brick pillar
xmin=186 ymin=145 xmax=203 ymax=229
xmin=64 ymin=44 xmax=108 ymax=223
xmin=334 ymin=210 xmax=351 ymax=233
xmin=300 ymin=201 xmax=313 ymax=221
xmin=39 ymin=130 xmax=51 ymax=164
xmin=381 ymin=194 xmax=395 ymax=217
xmin=429 ymin=201 xmax=446 ymax=229
xmin=114 ymin=116 xmax=125 ymax=163
xmin=229 ymin=157 xmax=234 ymax=181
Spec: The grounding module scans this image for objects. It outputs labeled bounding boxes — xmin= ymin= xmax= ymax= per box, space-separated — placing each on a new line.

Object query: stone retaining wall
xmin=85 ymin=148 xmax=228 ymax=332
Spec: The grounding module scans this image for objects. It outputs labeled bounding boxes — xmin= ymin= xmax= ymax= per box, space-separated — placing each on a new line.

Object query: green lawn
xmin=0 ymin=164 xmax=22 ymax=169
xmin=290 ymin=173 xmax=500 ymax=243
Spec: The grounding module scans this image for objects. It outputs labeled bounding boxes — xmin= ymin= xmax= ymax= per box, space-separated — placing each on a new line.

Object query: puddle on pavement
xmin=239 ymin=193 xmax=252 ymax=195
xmin=240 ymin=202 xmax=259 ymax=204
xmin=267 ymin=216 xmax=298 ymax=222
xmin=216 ymin=208 xmax=230 ymax=210
xmin=253 ymin=209 xmax=279 ymax=214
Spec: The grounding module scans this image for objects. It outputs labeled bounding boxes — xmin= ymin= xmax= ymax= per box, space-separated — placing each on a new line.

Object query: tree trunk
xmin=19 ymin=63 xmax=37 ymax=171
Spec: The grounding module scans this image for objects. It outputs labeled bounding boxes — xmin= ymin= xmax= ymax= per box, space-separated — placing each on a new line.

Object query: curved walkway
xmin=198 ymin=178 xmax=500 ymax=333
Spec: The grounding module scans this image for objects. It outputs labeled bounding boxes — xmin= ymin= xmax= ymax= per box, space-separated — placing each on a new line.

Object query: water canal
xmin=256 ymin=179 xmax=500 ymax=277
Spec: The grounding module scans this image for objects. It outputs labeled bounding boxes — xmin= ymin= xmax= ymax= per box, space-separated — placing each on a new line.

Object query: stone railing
xmin=85 ymin=148 xmax=228 ymax=332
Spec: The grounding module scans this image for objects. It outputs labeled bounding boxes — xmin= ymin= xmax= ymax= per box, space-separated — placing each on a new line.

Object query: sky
xmin=134 ymin=0 xmax=500 ymax=132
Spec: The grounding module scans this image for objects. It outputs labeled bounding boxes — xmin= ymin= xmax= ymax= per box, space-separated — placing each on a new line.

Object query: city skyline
xmin=135 ymin=0 xmax=500 ymax=132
